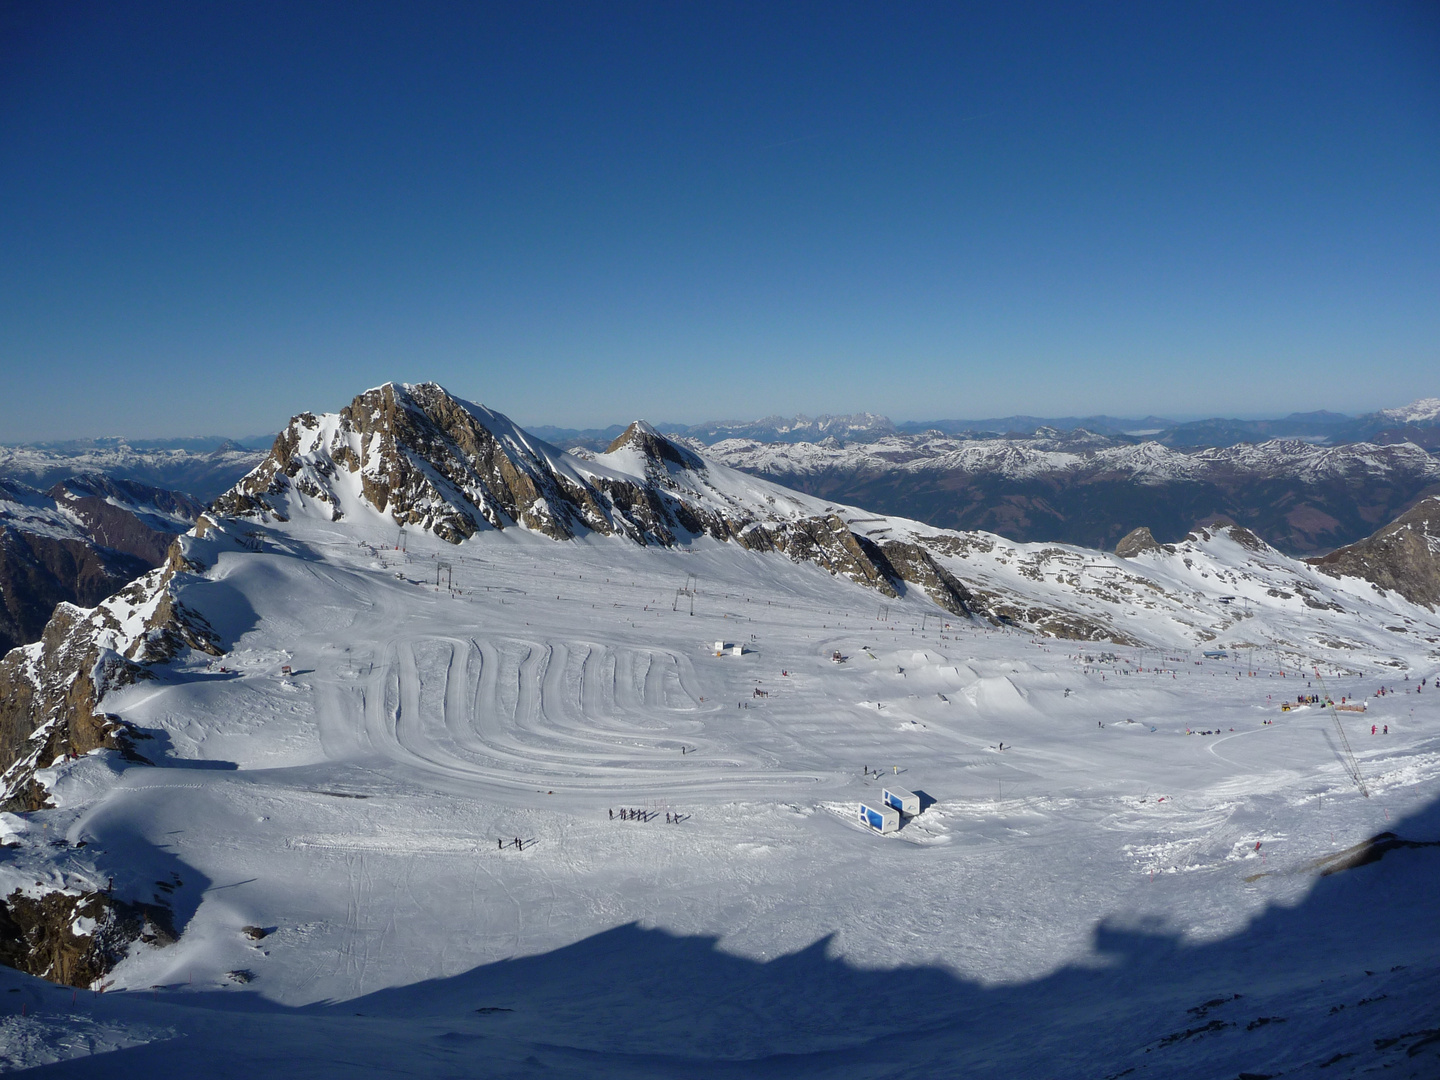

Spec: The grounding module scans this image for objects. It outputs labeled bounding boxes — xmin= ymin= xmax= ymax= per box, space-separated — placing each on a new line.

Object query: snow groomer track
xmin=334 ymin=636 xmax=820 ymax=797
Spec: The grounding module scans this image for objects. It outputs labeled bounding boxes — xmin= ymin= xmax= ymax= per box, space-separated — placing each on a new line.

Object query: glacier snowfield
xmin=3 ymin=517 xmax=1439 ymax=1077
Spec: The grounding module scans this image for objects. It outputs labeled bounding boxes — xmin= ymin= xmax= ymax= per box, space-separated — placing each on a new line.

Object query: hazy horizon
xmin=3 ymin=392 xmax=1434 ymax=448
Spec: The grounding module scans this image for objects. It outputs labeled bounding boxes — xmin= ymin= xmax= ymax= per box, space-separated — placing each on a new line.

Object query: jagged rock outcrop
xmin=873 ymin=540 xmax=974 ymax=616
xmin=1188 ymin=518 xmax=1268 ymax=552
xmin=213 ymin=383 xmax=615 ymax=541
xmin=1115 ymin=527 xmax=1170 ymax=558
xmin=0 ymin=887 xmax=174 ymax=988
xmin=0 ymin=534 xmax=222 ymax=809
xmin=1310 ymin=496 xmax=1440 ymax=610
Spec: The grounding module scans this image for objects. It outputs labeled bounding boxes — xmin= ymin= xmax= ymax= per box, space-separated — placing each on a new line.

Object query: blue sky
xmin=1 ymin=1 xmax=1437 ymax=439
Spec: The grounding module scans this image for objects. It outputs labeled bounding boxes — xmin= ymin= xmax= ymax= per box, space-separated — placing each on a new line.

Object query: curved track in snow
xmin=330 ymin=635 xmax=826 ymax=797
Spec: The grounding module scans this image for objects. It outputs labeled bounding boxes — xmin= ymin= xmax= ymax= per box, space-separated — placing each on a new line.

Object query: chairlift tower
xmin=673 ymin=573 xmax=698 ymax=616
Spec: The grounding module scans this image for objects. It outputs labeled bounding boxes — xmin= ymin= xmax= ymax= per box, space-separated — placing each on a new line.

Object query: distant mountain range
xmin=0 ymin=440 xmax=266 ymax=503
xmin=534 ymin=398 xmax=1440 ymax=451
xmin=0 ymin=475 xmax=205 ymax=656
xmin=702 ymin=432 xmax=1440 ymax=557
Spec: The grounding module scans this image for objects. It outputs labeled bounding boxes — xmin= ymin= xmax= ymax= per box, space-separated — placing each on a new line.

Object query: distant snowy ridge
xmin=0 ymin=443 xmax=265 ymax=503
xmin=1378 ymin=397 xmax=1440 ymax=425
xmin=702 ymin=430 xmax=1440 ymax=556
xmin=706 ymin=432 xmax=1440 ymax=487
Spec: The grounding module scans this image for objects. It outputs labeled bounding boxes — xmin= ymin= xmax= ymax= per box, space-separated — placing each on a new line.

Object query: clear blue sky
xmin=1 ymin=1 xmax=1437 ymax=440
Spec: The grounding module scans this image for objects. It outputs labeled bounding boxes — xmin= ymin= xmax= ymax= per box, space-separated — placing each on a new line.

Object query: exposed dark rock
xmin=0 ymin=887 xmax=174 ymax=988
xmin=1115 ymin=527 xmax=1171 ymax=558
xmin=0 ymin=536 xmax=219 ymax=808
xmin=1310 ymin=496 xmax=1440 ymax=610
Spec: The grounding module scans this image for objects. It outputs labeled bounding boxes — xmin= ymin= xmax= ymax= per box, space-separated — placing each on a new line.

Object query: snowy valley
xmin=0 ymin=384 xmax=1437 ymax=1077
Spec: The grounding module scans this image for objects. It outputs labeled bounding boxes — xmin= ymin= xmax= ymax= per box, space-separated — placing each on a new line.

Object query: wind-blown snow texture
xmin=0 ymin=384 xmax=1437 ymax=1078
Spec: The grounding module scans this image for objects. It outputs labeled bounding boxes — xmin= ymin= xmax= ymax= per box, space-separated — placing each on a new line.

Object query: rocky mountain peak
xmin=214 ymin=381 xmax=615 ymax=542
xmin=1114 ymin=526 xmax=1172 ymax=558
xmin=602 ymin=421 xmax=707 ymax=478
xmin=204 ymin=383 xmax=987 ymax=619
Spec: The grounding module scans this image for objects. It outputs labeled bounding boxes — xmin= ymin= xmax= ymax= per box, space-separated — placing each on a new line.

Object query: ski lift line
xmin=1312 ymin=666 xmax=1369 ymax=799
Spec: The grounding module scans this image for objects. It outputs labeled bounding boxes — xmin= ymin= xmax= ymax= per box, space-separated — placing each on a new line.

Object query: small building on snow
xmin=882 ymin=785 xmax=920 ymax=816
xmin=858 ymin=801 xmax=899 ymax=834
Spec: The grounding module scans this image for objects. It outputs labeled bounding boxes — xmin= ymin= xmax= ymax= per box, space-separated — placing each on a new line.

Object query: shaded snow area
xmin=3 ymin=515 xmax=1439 ymax=1078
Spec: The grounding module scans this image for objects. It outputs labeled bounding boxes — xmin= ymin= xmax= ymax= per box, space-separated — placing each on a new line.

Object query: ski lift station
xmin=858 ymin=801 xmax=899 ymax=834
xmin=882 ymin=785 xmax=920 ymax=816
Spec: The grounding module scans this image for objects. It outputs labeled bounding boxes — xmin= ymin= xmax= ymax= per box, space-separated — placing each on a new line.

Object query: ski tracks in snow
xmin=342 ymin=634 xmax=814 ymax=799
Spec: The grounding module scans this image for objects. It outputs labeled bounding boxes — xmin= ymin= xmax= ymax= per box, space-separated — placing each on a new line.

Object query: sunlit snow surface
xmin=4 ymin=515 xmax=1439 ymax=1078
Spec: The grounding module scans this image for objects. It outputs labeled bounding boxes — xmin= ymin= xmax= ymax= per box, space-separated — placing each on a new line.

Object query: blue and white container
xmin=882 ymin=785 xmax=919 ymax=816
xmin=858 ymin=801 xmax=900 ymax=834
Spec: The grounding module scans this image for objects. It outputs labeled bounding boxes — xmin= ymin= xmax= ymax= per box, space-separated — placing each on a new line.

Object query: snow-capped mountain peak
xmin=1378 ymin=397 xmax=1440 ymax=424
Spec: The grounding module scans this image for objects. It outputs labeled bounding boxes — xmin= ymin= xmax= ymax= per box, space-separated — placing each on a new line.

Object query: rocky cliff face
xmin=1310 ymin=496 xmax=1440 ymax=610
xmin=0 ymin=533 xmax=221 ymax=811
xmin=0 ymin=886 xmax=174 ymax=988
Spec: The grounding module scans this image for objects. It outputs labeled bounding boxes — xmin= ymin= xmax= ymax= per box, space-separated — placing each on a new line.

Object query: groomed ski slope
xmin=3 ymin=514 xmax=1439 ymax=1077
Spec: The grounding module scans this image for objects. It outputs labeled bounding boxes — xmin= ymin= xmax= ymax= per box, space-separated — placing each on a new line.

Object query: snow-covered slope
xmin=0 ymin=385 xmax=1438 ymax=1078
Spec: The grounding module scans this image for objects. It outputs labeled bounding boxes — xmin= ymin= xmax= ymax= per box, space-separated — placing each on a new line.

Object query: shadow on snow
xmin=14 ymin=796 xmax=1440 ymax=1080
